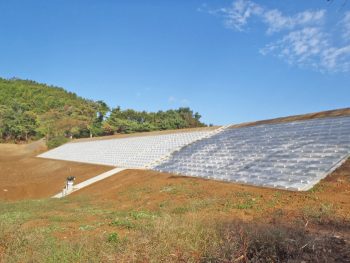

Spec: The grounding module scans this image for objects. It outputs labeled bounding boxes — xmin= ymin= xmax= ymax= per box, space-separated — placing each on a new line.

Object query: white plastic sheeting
xmin=155 ymin=116 xmax=350 ymax=191
xmin=39 ymin=117 xmax=350 ymax=192
xmin=38 ymin=131 xmax=214 ymax=168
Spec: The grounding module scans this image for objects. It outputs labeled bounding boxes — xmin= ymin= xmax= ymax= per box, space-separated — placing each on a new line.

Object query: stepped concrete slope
xmin=38 ymin=130 xmax=215 ymax=168
xmin=155 ymin=116 xmax=350 ymax=191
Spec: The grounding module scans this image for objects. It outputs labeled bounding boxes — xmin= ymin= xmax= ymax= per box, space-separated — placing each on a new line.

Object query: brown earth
xmin=73 ymin=159 xmax=350 ymax=219
xmin=0 ymin=140 xmax=112 ymax=201
xmin=229 ymin=107 xmax=350 ymax=128
xmin=56 ymin=158 xmax=349 ymax=262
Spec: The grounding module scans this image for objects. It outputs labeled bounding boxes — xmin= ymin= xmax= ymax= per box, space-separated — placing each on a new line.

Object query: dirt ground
xmin=73 ymin=159 xmax=350 ymax=219
xmin=0 ymin=140 xmax=112 ymax=200
xmin=230 ymin=107 xmax=350 ymax=128
xmin=46 ymin=158 xmax=349 ymax=262
xmin=1 ymin=138 xmax=349 ymax=221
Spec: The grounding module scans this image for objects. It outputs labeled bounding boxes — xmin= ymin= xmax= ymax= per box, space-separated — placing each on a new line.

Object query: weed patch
xmin=107 ymin=232 xmax=120 ymax=243
xmin=130 ymin=210 xmax=159 ymax=220
xmin=110 ymin=218 xmax=135 ymax=229
xmin=303 ymin=203 xmax=335 ymax=223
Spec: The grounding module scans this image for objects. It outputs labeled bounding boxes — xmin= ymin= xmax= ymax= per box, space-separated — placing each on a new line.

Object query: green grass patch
xmin=130 ymin=210 xmax=159 ymax=220
xmin=235 ymin=199 xmax=255 ymax=210
xmin=79 ymin=224 xmax=96 ymax=231
xmin=303 ymin=203 xmax=335 ymax=223
xmin=110 ymin=218 xmax=135 ymax=229
xmin=172 ymin=206 xmax=190 ymax=215
xmin=107 ymin=232 xmax=120 ymax=243
xmin=160 ymin=184 xmax=187 ymax=195
xmin=46 ymin=136 xmax=69 ymax=149
xmin=309 ymin=183 xmax=324 ymax=193
xmin=0 ymin=210 xmax=32 ymax=224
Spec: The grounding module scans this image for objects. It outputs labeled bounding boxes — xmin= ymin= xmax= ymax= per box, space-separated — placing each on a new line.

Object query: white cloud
xmin=207 ymin=0 xmax=350 ymax=73
xmin=263 ymin=9 xmax=325 ymax=34
xmin=261 ymin=27 xmax=328 ymax=67
xmin=261 ymin=27 xmax=350 ymax=72
xmin=212 ymin=0 xmax=325 ymax=34
xmin=218 ymin=0 xmax=263 ymax=31
xmin=342 ymin=11 xmax=350 ymax=41
xmin=321 ymin=45 xmax=350 ymax=72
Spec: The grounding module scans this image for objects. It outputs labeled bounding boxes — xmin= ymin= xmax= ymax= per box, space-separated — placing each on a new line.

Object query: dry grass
xmin=0 ymin=157 xmax=349 ymax=262
xmin=0 ymin=195 xmax=349 ymax=263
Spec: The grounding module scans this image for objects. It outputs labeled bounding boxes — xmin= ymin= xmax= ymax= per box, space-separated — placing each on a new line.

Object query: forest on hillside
xmin=0 ymin=78 xmax=206 ymax=146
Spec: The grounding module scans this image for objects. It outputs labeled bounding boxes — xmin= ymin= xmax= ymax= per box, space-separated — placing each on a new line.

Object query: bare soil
xmin=73 ymin=159 xmax=350 ymax=219
xmin=0 ymin=140 xmax=112 ymax=200
xmin=230 ymin=107 xmax=350 ymax=128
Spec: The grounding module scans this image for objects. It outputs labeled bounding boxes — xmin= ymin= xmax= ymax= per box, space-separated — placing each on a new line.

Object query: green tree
xmin=0 ymin=77 xmax=207 ymax=143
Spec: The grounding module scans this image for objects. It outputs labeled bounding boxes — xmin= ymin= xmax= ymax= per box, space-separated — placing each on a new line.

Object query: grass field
xmin=1 ymin=159 xmax=349 ymax=262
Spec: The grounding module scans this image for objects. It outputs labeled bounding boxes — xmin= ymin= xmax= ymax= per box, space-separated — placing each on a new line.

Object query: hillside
xmin=230 ymin=107 xmax=350 ymax=128
xmin=0 ymin=78 xmax=106 ymax=143
xmin=0 ymin=77 xmax=206 ymax=144
xmin=0 ymin=78 xmax=98 ymax=116
xmin=0 ymin=108 xmax=349 ymax=261
xmin=0 ymin=117 xmax=349 ymax=262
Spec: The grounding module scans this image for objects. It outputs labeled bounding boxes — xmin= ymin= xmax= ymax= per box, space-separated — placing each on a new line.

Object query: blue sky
xmin=0 ymin=0 xmax=349 ymax=125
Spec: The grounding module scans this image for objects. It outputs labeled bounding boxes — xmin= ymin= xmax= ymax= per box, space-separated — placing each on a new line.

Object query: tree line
xmin=0 ymin=78 xmax=206 ymax=146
